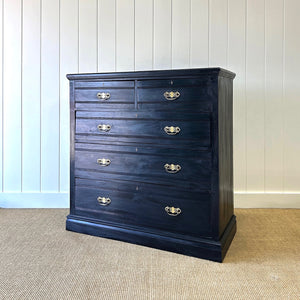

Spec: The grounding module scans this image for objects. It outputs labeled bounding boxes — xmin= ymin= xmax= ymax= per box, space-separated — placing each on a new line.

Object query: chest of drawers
xmin=66 ymin=68 xmax=236 ymax=262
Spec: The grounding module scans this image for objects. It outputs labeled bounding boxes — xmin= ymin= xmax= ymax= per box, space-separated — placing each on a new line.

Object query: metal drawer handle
xmin=165 ymin=206 xmax=181 ymax=216
xmin=164 ymin=126 xmax=180 ymax=135
xmin=164 ymin=163 xmax=181 ymax=174
xmin=97 ymin=197 xmax=111 ymax=206
xmin=97 ymin=124 xmax=111 ymax=132
xmin=163 ymin=91 xmax=180 ymax=101
xmin=97 ymin=158 xmax=111 ymax=166
xmin=97 ymin=92 xmax=110 ymax=100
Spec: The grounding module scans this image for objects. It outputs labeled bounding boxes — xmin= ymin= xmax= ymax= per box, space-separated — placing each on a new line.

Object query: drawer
xmin=74 ymin=143 xmax=211 ymax=191
xmin=74 ymin=178 xmax=211 ymax=237
xmin=75 ymin=81 xmax=134 ymax=110
xmin=137 ymin=78 xmax=215 ymax=111
xmin=75 ymin=111 xmax=211 ymax=148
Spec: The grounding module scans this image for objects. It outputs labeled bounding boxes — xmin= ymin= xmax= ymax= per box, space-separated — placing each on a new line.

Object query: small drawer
xmin=137 ymin=77 xmax=215 ymax=112
xmin=74 ymin=81 xmax=134 ymax=110
xmin=74 ymin=143 xmax=212 ymax=191
xmin=74 ymin=178 xmax=212 ymax=237
xmin=75 ymin=111 xmax=211 ymax=148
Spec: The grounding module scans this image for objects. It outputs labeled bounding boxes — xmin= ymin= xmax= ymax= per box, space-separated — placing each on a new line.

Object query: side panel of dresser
xmin=218 ymin=76 xmax=234 ymax=237
xmin=70 ymin=80 xmax=76 ymax=214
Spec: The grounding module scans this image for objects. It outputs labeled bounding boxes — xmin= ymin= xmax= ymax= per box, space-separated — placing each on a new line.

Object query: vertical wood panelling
xmin=284 ymin=0 xmax=300 ymax=192
xmin=98 ymin=0 xmax=115 ymax=72
xmin=60 ymin=0 xmax=79 ymax=192
xmin=2 ymin=0 xmax=22 ymax=192
xmin=40 ymin=0 xmax=60 ymax=192
xmin=79 ymin=0 xmax=97 ymax=72
xmin=246 ymin=0 xmax=265 ymax=192
xmin=265 ymin=0 xmax=284 ymax=191
xmin=153 ymin=0 xmax=171 ymax=69
xmin=228 ymin=0 xmax=246 ymax=192
xmin=135 ymin=0 xmax=153 ymax=71
xmin=0 ymin=0 xmax=3 ymax=192
xmin=1 ymin=0 xmax=300 ymax=207
xmin=22 ymin=0 xmax=41 ymax=191
xmin=209 ymin=0 xmax=228 ymax=67
xmin=190 ymin=0 xmax=209 ymax=67
xmin=172 ymin=0 xmax=190 ymax=68
xmin=116 ymin=0 xmax=134 ymax=71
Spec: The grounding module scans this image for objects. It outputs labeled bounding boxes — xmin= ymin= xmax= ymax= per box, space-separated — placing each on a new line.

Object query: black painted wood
xmin=75 ymin=111 xmax=211 ymax=147
xmin=67 ymin=68 xmax=236 ymax=262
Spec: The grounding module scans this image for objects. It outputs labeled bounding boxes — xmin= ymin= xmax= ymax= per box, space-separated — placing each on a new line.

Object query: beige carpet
xmin=0 ymin=209 xmax=299 ymax=300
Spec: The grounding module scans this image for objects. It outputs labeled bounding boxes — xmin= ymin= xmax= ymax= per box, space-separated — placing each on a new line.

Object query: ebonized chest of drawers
xmin=66 ymin=68 xmax=236 ymax=262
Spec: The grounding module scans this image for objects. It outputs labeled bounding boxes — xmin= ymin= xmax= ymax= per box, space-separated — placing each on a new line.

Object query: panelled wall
xmin=0 ymin=0 xmax=299 ymax=208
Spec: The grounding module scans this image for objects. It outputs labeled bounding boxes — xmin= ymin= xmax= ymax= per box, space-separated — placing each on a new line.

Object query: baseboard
xmin=0 ymin=192 xmax=299 ymax=209
xmin=0 ymin=192 xmax=69 ymax=208
xmin=234 ymin=193 xmax=300 ymax=208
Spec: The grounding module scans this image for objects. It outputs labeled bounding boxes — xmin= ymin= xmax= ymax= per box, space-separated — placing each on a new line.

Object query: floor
xmin=0 ymin=208 xmax=299 ymax=299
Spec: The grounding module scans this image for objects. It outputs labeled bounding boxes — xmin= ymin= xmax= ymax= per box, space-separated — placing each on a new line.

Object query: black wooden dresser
xmin=66 ymin=68 xmax=236 ymax=262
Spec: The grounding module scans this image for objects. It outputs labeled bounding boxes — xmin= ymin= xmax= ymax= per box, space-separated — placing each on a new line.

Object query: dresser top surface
xmin=67 ymin=68 xmax=235 ymax=81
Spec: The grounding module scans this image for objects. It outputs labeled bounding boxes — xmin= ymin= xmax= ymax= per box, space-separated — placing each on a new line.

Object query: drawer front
xmin=74 ymin=143 xmax=211 ymax=191
xmin=137 ymin=78 xmax=215 ymax=112
xmin=75 ymin=111 xmax=211 ymax=148
xmin=75 ymin=81 xmax=134 ymax=110
xmin=74 ymin=178 xmax=211 ymax=237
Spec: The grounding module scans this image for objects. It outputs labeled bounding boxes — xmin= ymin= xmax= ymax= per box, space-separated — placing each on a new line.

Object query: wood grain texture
xmin=67 ymin=68 xmax=236 ymax=262
xmin=218 ymin=76 xmax=234 ymax=237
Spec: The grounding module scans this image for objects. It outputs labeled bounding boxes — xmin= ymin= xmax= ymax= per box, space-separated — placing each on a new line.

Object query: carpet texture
xmin=0 ymin=209 xmax=299 ymax=300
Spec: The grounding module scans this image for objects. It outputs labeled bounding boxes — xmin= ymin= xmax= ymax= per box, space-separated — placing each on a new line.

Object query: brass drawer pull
xmin=164 ymin=163 xmax=181 ymax=174
xmin=97 ymin=158 xmax=111 ymax=166
xmin=163 ymin=91 xmax=180 ymax=101
xmin=97 ymin=124 xmax=111 ymax=132
xmin=165 ymin=206 xmax=181 ymax=216
xmin=97 ymin=197 xmax=111 ymax=206
xmin=97 ymin=92 xmax=110 ymax=100
xmin=164 ymin=126 xmax=180 ymax=135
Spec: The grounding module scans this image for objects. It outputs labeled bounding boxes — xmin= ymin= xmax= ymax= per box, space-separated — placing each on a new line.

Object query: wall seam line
xmin=39 ymin=0 xmax=42 ymax=192
xmin=282 ymin=0 xmax=285 ymax=192
xmin=264 ymin=0 xmax=266 ymax=192
xmin=245 ymin=0 xmax=248 ymax=192
xmin=58 ymin=0 xmax=61 ymax=192
xmin=208 ymin=0 xmax=210 ymax=66
xmin=1 ymin=0 xmax=4 ymax=192
xmin=21 ymin=0 xmax=23 ymax=192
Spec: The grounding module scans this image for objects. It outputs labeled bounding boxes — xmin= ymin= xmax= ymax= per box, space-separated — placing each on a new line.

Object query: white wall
xmin=0 ymin=0 xmax=299 ymax=208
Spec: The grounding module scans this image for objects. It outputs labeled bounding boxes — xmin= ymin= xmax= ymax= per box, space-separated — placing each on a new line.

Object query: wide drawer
xmin=75 ymin=81 xmax=134 ymax=110
xmin=74 ymin=143 xmax=212 ymax=191
xmin=74 ymin=178 xmax=211 ymax=237
xmin=137 ymin=77 xmax=215 ymax=112
xmin=75 ymin=111 xmax=211 ymax=148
